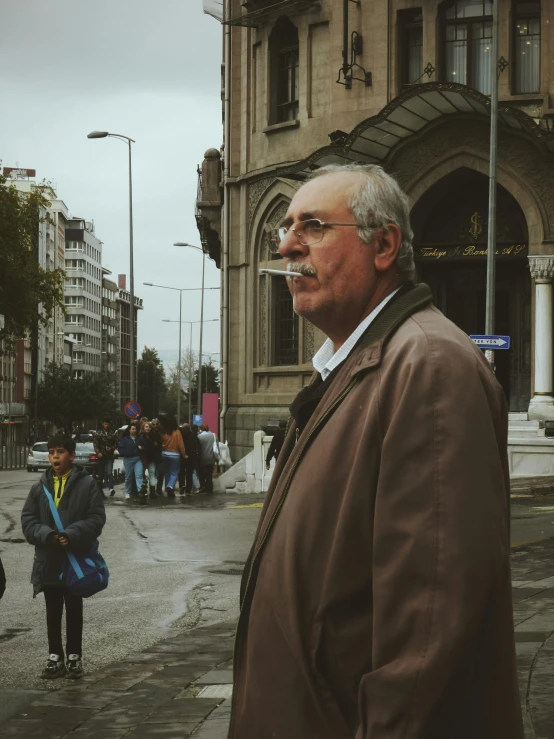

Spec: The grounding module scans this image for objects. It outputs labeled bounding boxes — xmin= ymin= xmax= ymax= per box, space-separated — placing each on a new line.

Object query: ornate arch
xmin=248 ymin=177 xmax=300 ymax=265
xmin=387 ymin=117 xmax=548 ymax=250
xmin=247 ymin=177 xmax=312 ymax=373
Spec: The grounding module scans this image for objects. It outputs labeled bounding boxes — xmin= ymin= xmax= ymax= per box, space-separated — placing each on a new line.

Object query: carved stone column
xmin=528 ymin=255 xmax=554 ymax=419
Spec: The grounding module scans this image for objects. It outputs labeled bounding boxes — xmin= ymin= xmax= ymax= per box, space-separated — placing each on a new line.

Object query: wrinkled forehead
xmin=285 ymin=171 xmax=362 ymax=222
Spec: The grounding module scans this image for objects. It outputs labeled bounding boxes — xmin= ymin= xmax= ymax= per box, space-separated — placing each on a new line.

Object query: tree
xmin=189 ymin=360 xmax=220 ymax=414
xmin=137 ymin=346 xmax=167 ymax=418
xmin=35 ymin=363 xmax=117 ymax=431
xmin=157 ymin=351 xmax=219 ymax=422
xmin=0 ymin=175 xmax=65 ymax=352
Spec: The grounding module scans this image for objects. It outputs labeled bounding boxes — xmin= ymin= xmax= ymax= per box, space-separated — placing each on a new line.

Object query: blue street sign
xmin=193 ymin=414 xmax=203 ymax=426
xmin=469 ymin=335 xmax=511 ymax=350
xmin=124 ymin=400 xmax=142 ymax=419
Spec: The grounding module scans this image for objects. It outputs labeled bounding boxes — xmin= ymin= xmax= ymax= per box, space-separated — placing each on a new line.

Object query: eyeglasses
xmin=269 ymin=218 xmax=361 ymax=252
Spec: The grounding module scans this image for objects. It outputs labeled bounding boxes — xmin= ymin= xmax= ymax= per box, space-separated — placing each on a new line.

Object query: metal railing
xmin=0 ymin=445 xmax=30 ymax=470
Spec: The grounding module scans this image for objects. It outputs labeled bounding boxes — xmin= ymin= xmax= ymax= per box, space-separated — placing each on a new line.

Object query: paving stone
xmin=0 ymin=720 xmax=66 ymax=738
xmin=196 ymin=669 xmax=233 ymax=685
xmin=87 ymin=672 xmax=155 ymax=692
xmin=192 ymin=718 xmax=230 ymax=739
xmin=143 ymin=698 xmax=220 ymax=724
xmin=30 ymin=691 xmax=119 ymax=710
xmin=125 ymin=723 xmax=198 ymax=738
xmin=69 ymin=727 xmax=131 ymax=739
xmin=13 ymin=705 xmax=94 ymax=726
xmin=196 ymin=685 xmax=233 ymax=700
xmin=515 ymin=631 xmax=552 ymax=643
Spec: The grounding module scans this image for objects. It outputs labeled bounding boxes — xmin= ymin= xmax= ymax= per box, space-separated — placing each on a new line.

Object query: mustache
xmin=287 ymin=262 xmax=317 ymax=277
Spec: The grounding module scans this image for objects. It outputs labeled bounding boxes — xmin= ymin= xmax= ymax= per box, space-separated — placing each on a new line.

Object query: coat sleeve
xmin=0 ymin=555 xmax=5 ymax=600
xmin=177 ymin=432 xmax=187 ymax=459
xmin=63 ymin=478 xmax=107 ymax=550
xmin=21 ymin=486 xmax=56 ymax=545
xmin=355 ymin=326 xmax=512 ymax=738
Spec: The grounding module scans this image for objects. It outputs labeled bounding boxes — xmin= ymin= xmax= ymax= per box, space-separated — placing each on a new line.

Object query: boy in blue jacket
xmin=21 ymin=435 xmax=106 ymax=679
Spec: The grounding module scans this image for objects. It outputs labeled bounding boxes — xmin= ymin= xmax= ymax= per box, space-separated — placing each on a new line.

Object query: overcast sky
xmin=1 ymin=0 xmax=223 ymax=370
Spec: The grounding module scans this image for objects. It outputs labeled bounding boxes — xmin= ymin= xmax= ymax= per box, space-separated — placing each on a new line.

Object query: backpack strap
xmin=42 ymin=484 xmax=85 ymax=581
xmin=42 ymin=484 xmax=64 ymax=533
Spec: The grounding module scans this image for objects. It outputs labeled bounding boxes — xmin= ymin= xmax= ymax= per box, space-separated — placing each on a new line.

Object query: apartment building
xmin=0 ymin=169 xmax=68 ymax=438
xmin=64 ymin=218 xmax=103 ymax=378
xmin=115 ymin=274 xmax=143 ymax=409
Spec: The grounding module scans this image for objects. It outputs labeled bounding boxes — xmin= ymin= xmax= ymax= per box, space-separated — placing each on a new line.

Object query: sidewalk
xmin=1 ymin=540 xmax=553 ymax=739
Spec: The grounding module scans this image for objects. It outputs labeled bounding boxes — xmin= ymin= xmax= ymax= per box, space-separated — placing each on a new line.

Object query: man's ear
xmin=374 ymin=224 xmax=402 ymax=273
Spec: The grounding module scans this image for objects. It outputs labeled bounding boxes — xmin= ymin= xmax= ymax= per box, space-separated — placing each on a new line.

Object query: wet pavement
xmin=0 ymin=536 xmax=552 ymax=737
xmin=2 ymin=470 xmax=554 ymax=737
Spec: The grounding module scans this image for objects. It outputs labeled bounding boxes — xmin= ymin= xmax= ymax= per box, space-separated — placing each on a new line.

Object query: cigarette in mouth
xmin=259 ymin=269 xmax=303 ymax=277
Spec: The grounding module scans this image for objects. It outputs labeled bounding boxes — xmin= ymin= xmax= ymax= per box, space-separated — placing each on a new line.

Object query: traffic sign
xmin=124 ymin=400 xmax=142 ymax=419
xmin=193 ymin=414 xmax=203 ymax=426
xmin=469 ymin=335 xmax=511 ymax=350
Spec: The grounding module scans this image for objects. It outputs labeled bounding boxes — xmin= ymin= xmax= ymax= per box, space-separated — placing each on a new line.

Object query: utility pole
xmin=485 ymin=0 xmax=499 ymax=369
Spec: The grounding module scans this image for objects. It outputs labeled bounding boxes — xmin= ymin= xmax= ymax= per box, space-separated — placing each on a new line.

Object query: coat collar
xmin=349 ymin=283 xmax=434 ymax=377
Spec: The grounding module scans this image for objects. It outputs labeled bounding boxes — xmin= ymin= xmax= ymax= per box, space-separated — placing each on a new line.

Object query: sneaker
xmin=40 ymin=654 xmax=66 ymax=679
xmin=110 ymin=489 xmax=116 ymax=497
xmin=125 ymin=493 xmax=131 ymax=500
xmin=166 ymin=487 xmax=175 ymax=499
xmin=66 ymin=654 xmax=83 ymax=680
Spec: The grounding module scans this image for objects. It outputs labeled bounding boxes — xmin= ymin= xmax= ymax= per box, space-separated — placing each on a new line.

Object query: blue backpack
xmin=43 ymin=484 xmax=109 ymax=598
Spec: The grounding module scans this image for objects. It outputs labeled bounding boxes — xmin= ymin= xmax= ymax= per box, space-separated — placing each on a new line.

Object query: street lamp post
xmin=162 ymin=319 xmax=219 ymax=423
xmin=174 ymin=243 xmax=206 ymax=421
xmin=87 ymin=130 xmax=136 ymax=401
xmin=145 ymin=283 xmax=218 ymax=423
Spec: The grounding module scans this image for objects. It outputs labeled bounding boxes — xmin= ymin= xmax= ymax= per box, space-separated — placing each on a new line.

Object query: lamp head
xmin=143 ymin=282 xmax=153 ymax=286
xmin=87 ymin=131 xmax=109 ymax=139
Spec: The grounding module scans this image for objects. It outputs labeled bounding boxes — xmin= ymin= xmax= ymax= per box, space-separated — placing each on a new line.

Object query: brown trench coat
xmin=229 ymin=285 xmax=523 ymax=739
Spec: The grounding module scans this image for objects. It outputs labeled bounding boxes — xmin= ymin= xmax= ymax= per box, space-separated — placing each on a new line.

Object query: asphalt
xmin=0 ymin=533 xmax=552 ymax=738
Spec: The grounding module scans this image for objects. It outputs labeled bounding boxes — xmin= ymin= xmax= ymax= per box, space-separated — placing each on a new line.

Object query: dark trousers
xmin=200 ymin=464 xmax=214 ymax=493
xmin=97 ymin=457 xmax=114 ymax=489
xmin=43 ymin=586 xmax=83 ymax=659
xmin=155 ymin=459 xmax=164 ymax=493
xmin=179 ymin=459 xmax=196 ymax=493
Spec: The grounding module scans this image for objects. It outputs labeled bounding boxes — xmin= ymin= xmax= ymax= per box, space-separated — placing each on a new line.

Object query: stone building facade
xmin=198 ymin=0 xmax=554 ymax=460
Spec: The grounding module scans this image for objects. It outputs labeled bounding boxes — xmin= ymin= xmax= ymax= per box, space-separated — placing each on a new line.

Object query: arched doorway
xmin=412 ymin=168 xmax=531 ymax=411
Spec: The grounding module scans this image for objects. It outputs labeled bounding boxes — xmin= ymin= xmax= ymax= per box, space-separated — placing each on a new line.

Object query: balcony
xmin=226 ymin=0 xmax=321 ymax=26
xmin=195 ymin=152 xmax=222 ymax=268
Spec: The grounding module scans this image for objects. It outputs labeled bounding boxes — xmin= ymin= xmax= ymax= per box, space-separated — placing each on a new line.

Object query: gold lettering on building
xmin=469 ymin=212 xmax=482 ymax=240
xmin=418 ymin=244 xmax=527 ymax=260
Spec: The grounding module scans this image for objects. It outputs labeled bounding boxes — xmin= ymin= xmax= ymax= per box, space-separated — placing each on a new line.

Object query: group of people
xmin=93 ymin=417 xmax=221 ymax=502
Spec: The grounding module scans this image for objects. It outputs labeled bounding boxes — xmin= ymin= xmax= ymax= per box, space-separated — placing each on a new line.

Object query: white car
xmin=27 ymin=442 xmax=50 ymax=472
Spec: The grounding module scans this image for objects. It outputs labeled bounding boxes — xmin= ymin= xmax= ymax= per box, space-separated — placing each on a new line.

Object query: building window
xmin=442 ymin=0 xmax=493 ymax=94
xmin=273 ymin=278 xmax=298 ymax=366
xmin=513 ymin=2 xmax=540 ymax=93
xmin=269 ymin=17 xmax=299 ymax=124
xmin=398 ymin=9 xmax=423 ymax=87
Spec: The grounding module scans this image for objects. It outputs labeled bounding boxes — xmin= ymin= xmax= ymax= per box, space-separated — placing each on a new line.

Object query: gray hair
xmin=312 ymin=163 xmax=416 ymax=282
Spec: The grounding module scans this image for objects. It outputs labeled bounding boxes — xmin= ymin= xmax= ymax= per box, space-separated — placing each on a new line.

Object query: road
xmin=0 ymin=468 xmax=263 ymax=721
xmin=1 ymin=469 xmax=554 ymax=721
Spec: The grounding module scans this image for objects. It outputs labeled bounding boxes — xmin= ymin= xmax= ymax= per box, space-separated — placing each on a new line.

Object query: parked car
xmin=73 ymin=443 xmax=99 ymax=474
xmin=26 ymin=442 xmax=50 ymax=472
xmin=26 ymin=442 xmax=99 ymax=475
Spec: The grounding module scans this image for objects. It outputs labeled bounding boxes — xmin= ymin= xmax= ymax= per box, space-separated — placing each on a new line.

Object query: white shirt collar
xmin=312 ymin=289 xmax=401 ymax=381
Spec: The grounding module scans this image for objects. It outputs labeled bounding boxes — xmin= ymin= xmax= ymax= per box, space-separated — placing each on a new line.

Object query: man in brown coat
xmin=229 ymin=164 xmax=523 ymax=738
